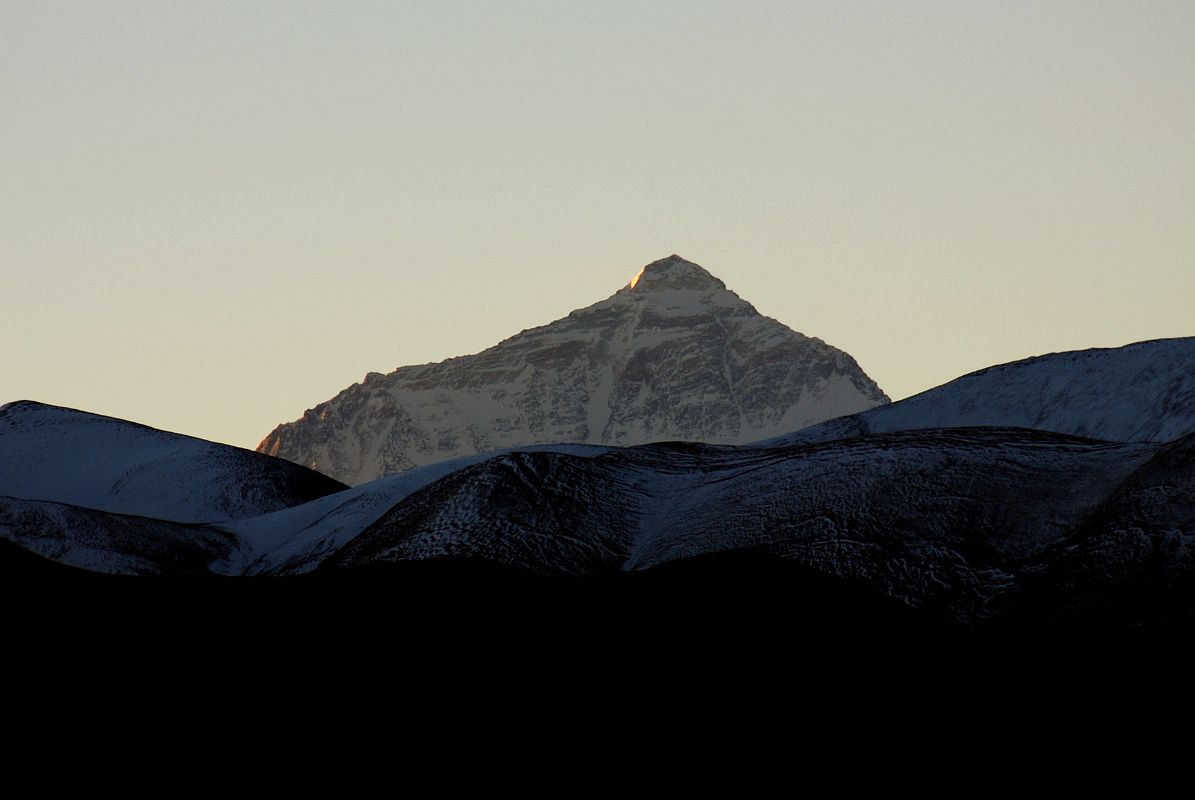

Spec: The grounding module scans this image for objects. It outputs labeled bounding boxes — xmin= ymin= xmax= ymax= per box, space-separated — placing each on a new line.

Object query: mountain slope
xmin=0 ymin=495 xmax=234 ymax=575
xmin=323 ymin=429 xmax=1163 ymax=622
xmin=0 ymin=401 xmax=346 ymax=523
xmin=228 ymin=443 xmax=611 ymax=575
xmin=258 ymin=255 xmax=888 ymax=484
xmin=764 ymin=337 xmax=1195 ymax=447
xmin=1021 ymin=431 xmax=1195 ymax=624
xmin=4 ymin=407 xmax=1189 ymax=624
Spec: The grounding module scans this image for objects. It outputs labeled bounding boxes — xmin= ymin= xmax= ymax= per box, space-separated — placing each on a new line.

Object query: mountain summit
xmin=259 ymin=256 xmax=889 ymax=484
xmin=626 ymin=254 xmax=727 ymax=291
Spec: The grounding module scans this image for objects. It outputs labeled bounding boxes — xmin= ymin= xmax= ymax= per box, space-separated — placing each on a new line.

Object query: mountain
xmin=7 ymin=427 xmax=1195 ymax=723
xmin=8 ymin=414 xmax=1192 ymax=623
xmin=0 ymin=495 xmax=234 ymax=575
xmin=763 ymin=337 xmax=1195 ymax=447
xmin=7 ymin=332 xmax=1194 ymax=624
xmin=0 ymin=400 xmax=346 ymax=523
xmin=257 ymin=255 xmax=889 ymax=484
xmin=322 ymin=429 xmax=1172 ymax=623
xmin=1024 ymin=430 xmax=1195 ymax=624
xmin=4 ymin=413 xmax=1194 ymax=625
xmin=7 ymin=338 xmax=1194 ymax=723
xmin=229 ymin=443 xmax=611 ymax=575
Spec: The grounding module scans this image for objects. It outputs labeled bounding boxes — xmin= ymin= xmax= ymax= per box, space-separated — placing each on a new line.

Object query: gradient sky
xmin=3 ymin=1 xmax=1193 ymax=449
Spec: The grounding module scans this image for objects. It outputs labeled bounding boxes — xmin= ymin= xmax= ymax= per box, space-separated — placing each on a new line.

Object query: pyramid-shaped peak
xmin=259 ymin=251 xmax=890 ymax=484
xmin=628 ymin=255 xmax=727 ymax=292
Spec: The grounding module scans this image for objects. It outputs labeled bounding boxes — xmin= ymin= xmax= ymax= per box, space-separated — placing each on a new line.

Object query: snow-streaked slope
xmin=226 ymin=443 xmax=611 ymax=575
xmin=762 ymin=337 xmax=1195 ymax=447
xmin=6 ymin=411 xmax=1190 ymax=624
xmin=1024 ymin=431 xmax=1195 ymax=622
xmin=259 ymin=255 xmax=888 ymax=484
xmin=325 ymin=430 xmax=1161 ymax=621
xmin=0 ymin=495 xmax=234 ymax=575
xmin=0 ymin=401 xmax=346 ymax=523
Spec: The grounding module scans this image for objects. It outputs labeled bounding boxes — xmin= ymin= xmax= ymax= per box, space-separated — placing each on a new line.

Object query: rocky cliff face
xmin=259 ymin=255 xmax=889 ymax=484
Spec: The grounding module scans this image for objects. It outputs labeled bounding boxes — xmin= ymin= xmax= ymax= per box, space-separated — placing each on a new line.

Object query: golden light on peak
xmin=629 ymin=267 xmax=646 ymax=289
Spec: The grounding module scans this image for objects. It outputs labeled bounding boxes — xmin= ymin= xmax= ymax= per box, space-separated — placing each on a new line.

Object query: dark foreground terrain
xmin=7 ymin=538 xmax=1192 ymax=739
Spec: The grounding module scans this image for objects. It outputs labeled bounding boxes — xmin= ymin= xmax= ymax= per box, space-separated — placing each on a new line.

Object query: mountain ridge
xmin=3 ymin=335 xmax=1194 ymax=626
xmin=762 ymin=336 xmax=1195 ymax=447
xmin=0 ymin=400 xmax=346 ymax=523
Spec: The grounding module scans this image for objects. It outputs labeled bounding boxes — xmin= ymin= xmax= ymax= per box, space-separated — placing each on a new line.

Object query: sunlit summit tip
xmin=629 ymin=266 xmax=646 ymax=289
xmin=631 ymin=254 xmax=694 ymax=289
xmin=625 ymin=255 xmax=727 ymax=293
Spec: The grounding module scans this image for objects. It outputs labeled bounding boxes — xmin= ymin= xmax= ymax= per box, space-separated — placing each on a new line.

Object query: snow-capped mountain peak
xmin=259 ymin=255 xmax=889 ymax=484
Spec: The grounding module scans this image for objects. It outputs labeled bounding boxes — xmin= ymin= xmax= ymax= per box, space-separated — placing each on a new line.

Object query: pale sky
xmin=3 ymin=1 xmax=1192 ymax=449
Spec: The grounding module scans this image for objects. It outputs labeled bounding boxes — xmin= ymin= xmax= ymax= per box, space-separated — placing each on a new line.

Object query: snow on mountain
xmin=5 ymin=316 xmax=1189 ymax=624
xmin=0 ymin=495 xmax=234 ymax=575
xmin=226 ymin=443 xmax=611 ymax=575
xmin=1025 ymin=431 xmax=1195 ymax=622
xmin=324 ymin=430 xmax=1163 ymax=622
xmin=258 ymin=255 xmax=889 ymax=485
xmin=763 ymin=337 xmax=1195 ymax=447
xmin=4 ymin=395 xmax=1190 ymax=624
xmin=0 ymin=401 xmax=346 ymax=523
